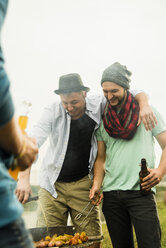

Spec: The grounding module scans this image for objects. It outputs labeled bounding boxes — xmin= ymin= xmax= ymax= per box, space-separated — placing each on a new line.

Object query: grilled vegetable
xmin=34 ymin=232 xmax=88 ymax=247
xmin=34 ymin=240 xmax=49 ymax=248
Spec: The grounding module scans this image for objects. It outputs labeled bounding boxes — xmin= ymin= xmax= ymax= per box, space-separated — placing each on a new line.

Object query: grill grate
xmin=29 ymin=226 xmax=102 ymax=247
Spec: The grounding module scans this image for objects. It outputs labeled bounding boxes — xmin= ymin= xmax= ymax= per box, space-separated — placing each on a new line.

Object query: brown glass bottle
xmin=139 ymin=158 xmax=151 ymax=195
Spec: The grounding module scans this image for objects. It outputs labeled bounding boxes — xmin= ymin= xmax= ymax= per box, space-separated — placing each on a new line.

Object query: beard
xmin=108 ymin=89 xmax=127 ymax=109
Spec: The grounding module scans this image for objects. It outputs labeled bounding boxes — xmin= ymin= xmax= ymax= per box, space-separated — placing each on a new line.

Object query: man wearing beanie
xmin=90 ymin=62 xmax=166 ymax=248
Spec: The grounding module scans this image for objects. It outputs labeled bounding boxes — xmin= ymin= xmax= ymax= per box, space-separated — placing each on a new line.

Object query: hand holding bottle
xmin=141 ymin=167 xmax=163 ymax=191
xmin=139 ymin=158 xmax=151 ymax=195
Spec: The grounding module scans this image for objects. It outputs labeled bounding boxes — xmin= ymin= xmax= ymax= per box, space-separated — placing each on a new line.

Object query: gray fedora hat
xmin=54 ymin=73 xmax=90 ymax=95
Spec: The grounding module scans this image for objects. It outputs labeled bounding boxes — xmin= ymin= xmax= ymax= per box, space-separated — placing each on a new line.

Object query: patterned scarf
xmin=103 ymin=91 xmax=139 ymax=140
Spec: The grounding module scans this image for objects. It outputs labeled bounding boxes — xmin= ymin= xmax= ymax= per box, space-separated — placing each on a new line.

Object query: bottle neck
xmin=141 ymin=164 xmax=148 ymax=172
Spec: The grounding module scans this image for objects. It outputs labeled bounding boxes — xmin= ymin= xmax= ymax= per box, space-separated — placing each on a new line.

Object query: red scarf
xmin=103 ymin=91 xmax=139 ymax=140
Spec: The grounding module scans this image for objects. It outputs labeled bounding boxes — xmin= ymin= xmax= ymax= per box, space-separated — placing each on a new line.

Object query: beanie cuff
xmin=101 ymin=78 xmax=130 ymax=89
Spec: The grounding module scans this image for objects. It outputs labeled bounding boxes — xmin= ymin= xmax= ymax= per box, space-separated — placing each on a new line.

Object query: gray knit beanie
xmin=101 ymin=62 xmax=132 ymax=89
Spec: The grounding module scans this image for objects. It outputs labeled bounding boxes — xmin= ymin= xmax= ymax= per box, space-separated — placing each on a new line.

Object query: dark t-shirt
xmin=57 ymin=114 xmax=96 ymax=182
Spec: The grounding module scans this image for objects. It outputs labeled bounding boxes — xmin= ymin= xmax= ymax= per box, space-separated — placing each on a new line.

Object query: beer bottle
xmin=139 ymin=158 xmax=151 ymax=195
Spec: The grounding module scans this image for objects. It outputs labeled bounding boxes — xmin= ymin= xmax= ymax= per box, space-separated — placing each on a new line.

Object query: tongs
xmin=74 ymin=192 xmax=100 ymax=227
xmin=26 ymin=196 xmax=39 ymax=203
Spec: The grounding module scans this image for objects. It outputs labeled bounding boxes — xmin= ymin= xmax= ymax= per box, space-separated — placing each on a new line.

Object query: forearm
xmin=134 ymin=91 xmax=157 ymax=130
xmin=134 ymin=92 xmax=149 ymax=108
xmin=18 ymin=167 xmax=31 ymax=181
xmin=89 ymin=159 xmax=105 ymax=203
xmin=90 ymin=140 xmax=106 ymax=202
xmin=0 ymin=115 xmax=23 ymax=156
xmin=93 ymin=160 xmax=105 ymax=190
xmin=16 ymin=167 xmax=32 ymax=203
xmin=158 ymin=147 xmax=166 ymax=177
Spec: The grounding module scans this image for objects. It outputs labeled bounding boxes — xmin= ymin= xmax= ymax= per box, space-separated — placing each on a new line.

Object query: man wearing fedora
xmin=16 ymin=72 xmax=157 ymax=247
xmin=90 ymin=62 xmax=166 ymax=248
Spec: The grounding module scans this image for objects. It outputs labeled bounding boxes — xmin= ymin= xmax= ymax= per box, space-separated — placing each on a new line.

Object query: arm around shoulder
xmin=133 ymin=91 xmax=157 ymax=131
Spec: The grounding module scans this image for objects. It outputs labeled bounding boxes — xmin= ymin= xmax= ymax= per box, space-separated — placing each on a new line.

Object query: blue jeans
xmin=102 ymin=190 xmax=161 ymax=248
xmin=0 ymin=217 xmax=34 ymax=248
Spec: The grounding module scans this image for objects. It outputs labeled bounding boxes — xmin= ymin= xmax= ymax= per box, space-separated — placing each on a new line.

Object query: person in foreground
xmin=17 ymin=72 xmax=156 ymax=248
xmin=90 ymin=62 xmax=166 ymax=248
xmin=0 ymin=1 xmax=38 ymax=247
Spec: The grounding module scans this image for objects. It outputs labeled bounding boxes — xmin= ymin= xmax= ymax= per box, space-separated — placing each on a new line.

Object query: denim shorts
xmin=102 ymin=190 xmax=161 ymax=248
xmin=0 ymin=217 xmax=34 ymax=248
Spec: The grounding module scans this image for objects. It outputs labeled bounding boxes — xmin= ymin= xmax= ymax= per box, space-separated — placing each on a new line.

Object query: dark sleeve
xmin=0 ymin=0 xmax=9 ymax=32
xmin=0 ymin=0 xmax=15 ymax=126
xmin=0 ymin=47 xmax=15 ymax=127
xmin=0 ymin=59 xmax=14 ymax=167
xmin=0 ymin=1 xmax=14 ymax=167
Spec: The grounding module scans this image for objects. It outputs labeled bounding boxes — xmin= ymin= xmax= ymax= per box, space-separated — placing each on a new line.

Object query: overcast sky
xmin=1 ymin=0 xmax=166 ymax=181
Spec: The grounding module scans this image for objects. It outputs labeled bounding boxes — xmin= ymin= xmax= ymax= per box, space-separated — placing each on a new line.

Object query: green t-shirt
xmin=96 ymin=106 xmax=166 ymax=192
